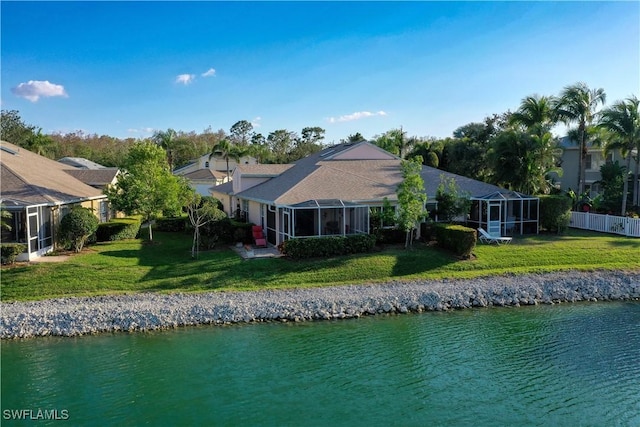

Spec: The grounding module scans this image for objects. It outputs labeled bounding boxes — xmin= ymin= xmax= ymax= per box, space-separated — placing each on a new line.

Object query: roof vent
xmin=1 ymin=145 xmax=19 ymax=155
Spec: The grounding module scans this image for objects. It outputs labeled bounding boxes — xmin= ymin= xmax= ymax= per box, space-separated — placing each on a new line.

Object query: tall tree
xmin=209 ymin=139 xmax=234 ymax=182
xmin=396 ymin=156 xmax=427 ymax=248
xmin=373 ymin=128 xmax=413 ymax=158
xmin=105 ymin=142 xmax=192 ymax=240
xmin=187 ymin=194 xmax=226 ymax=258
xmin=248 ymin=134 xmax=272 ymax=163
xmin=489 ymin=130 xmax=562 ymax=194
xmin=554 ymin=82 xmax=606 ymax=195
xmin=344 ymin=132 xmax=367 ymax=143
xmin=598 ymin=95 xmax=640 ymax=214
xmin=229 ymin=120 xmax=253 ymax=146
xmin=152 ymin=128 xmax=174 ymax=169
xmin=267 ymin=129 xmax=296 ymax=163
xmin=0 ymin=110 xmax=36 ymax=145
xmin=290 ymin=126 xmax=325 ymax=160
xmin=509 ymin=95 xmax=557 ymax=137
xmin=24 ymin=128 xmax=55 ymax=157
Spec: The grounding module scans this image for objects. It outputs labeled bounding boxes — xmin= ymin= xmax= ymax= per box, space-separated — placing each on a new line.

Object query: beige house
xmin=1 ymin=141 xmax=110 ymax=261
xmin=212 ymin=141 xmax=503 ymax=245
xmin=174 ymin=152 xmax=257 ymax=196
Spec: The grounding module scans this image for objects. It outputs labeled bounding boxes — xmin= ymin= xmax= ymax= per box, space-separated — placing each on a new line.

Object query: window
xmin=205 ymin=161 xmax=209 ymax=168
xmin=586 ymin=154 xmax=592 ymax=170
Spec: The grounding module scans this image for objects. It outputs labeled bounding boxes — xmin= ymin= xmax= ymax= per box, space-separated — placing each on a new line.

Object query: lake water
xmin=2 ymin=301 xmax=639 ymax=426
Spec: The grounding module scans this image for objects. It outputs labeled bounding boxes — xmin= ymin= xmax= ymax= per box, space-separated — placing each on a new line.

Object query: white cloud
xmin=202 ymin=68 xmax=216 ymax=77
xmin=175 ymin=74 xmax=196 ymax=85
xmin=327 ymin=110 xmax=388 ymax=123
xmin=251 ymin=116 xmax=262 ymax=128
xmin=127 ymin=127 xmax=155 ymax=134
xmin=11 ymin=80 xmax=68 ymax=102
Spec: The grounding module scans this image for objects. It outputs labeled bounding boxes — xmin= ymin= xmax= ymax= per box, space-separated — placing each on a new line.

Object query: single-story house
xmin=1 ymin=141 xmax=111 ymax=261
xmin=58 ymin=157 xmax=120 ymax=191
xmin=174 ymin=152 xmax=258 ymax=196
xmin=211 ymin=141 xmax=535 ymax=245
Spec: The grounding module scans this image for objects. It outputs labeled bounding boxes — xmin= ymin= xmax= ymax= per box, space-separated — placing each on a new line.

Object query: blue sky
xmin=2 ymin=1 xmax=638 ymax=144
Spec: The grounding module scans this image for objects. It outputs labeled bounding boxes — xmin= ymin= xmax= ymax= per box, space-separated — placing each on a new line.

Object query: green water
xmin=2 ymin=302 xmax=639 ymax=426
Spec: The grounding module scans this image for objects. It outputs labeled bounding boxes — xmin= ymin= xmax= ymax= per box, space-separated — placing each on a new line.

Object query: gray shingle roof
xmin=233 ymin=141 xmax=503 ymax=205
xmin=1 ymin=141 xmax=105 ymax=206
xmin=182 ymin=169 xmax=227 ymax=180
xmin=57 ymin=157 xmax=108 ymax=169
xmin=64 ymin=168 xmax=119 ymax=188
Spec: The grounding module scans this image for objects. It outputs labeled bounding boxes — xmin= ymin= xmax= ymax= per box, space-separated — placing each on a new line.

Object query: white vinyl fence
xmin=569 ymin=212 xmax=640 ymax=238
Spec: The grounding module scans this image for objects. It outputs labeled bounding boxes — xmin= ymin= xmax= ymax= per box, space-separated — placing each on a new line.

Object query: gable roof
xmin=182 ymin=169 xmax=227 ymax=180
xmin=230 ymin=141 xmax=502 ymax=206
xmin=58 ymin=157 xmax=107 ymax=169
xmin=64 ymin=168 xmax=119 ymax=188
xmin=1 ymin=141 xmax=105 ymax=206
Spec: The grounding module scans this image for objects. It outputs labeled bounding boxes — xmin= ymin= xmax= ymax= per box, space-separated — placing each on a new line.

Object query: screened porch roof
xmin=288 ymin=199 xmax=366 ymax=208
xmin=470 ymin=190 xmax=539 ymax=202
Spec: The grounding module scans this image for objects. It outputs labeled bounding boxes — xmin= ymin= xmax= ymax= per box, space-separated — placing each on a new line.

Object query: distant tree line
xmin=2 ymin=82 xmax=638 ymax=214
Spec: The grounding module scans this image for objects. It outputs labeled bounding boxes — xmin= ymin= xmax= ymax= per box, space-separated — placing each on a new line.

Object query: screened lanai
xmin=468 ymin=190 xmax=539 ymax=236
xmin=273 ymin=199 xmax=370 ymax=243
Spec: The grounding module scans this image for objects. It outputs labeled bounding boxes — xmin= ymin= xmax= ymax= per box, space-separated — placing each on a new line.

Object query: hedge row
xmin=1 ymin=243 xmax=27 ymax=265
xmin=433 ymin=223 xmax=476 ymax=257
xmin=96 ymin=217 xmax=142 ymax=242
xmin=539 ymin=195 xmax=572 ymax=233
xmin=280 ymin=234 xmax=377 ymax=259
xmin=155 ymin=216 xmax=188 ymax=232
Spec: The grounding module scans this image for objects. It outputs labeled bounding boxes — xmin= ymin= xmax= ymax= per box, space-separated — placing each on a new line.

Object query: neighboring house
xmin=553 ymin=136 xmax=637 ymax=198
xmin=63 ymin=168 xmax=119 ymax=191
xmin=174 ymin=152 xmax=258 ymax=196
xmin=58 ymin=156 xmax=119 ymax=189
xmin=1 ymin=141 xmax=110 ymax=261
xmin=211 ymin=141 xmax=518 ymax=245
xmin=58 ymin=156 xmax=109 ymax=170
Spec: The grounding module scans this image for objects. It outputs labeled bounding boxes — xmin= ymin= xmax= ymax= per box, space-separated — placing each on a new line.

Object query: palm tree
xmin=152 ymin=128 xmax=177 ymax=171
xmin=209 ymin=139 xmax=233 ymax=182
xmin=509 ymin=95 xmax=556 ymax=137
xmin=554 ymin=82 xmax=606 ymax=195
xmin=598 ymin=95 xmax=640 ymax=215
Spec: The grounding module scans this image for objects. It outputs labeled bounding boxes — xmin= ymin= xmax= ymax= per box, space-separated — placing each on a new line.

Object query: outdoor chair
xmin=477 ymin=227 xmax=512 ymax=245
xmin=252 ymin=225 xmax=267 ymax=248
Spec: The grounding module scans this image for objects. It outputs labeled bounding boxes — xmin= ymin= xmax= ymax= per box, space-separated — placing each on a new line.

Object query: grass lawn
xmin=1 ymin=229 xmax=639 ymax=302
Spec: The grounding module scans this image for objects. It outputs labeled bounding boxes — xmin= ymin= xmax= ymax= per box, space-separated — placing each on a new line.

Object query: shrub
xmin=96 ymin=217 xmax=142 ymax=242
xmin=231 ymin=220 xmax=255 ymax=244
xmin=280 ymin=234 xmax=376 ymax=259
xmin=59 ymin=207 xmax=99 ymax=253
xmin=376 ymin=228 xmax=406 ymax=244
xmin=200 ymin=216 xmax=235 ymax=249
xmin=433 ymin=223 xmax=476 ymax=257
xmin=1 ymin=243 xmax=27 ymax=265
xmin=155 ymin=216 xmax=188 ymax=232
xmin=539 ymin=195 xmax=572 ymax=233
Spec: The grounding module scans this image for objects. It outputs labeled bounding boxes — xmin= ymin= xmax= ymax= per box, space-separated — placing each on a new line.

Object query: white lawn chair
xmin=477 ymin=227 xmax=512 ymax=245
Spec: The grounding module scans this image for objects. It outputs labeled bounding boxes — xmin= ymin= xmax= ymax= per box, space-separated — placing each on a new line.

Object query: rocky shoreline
xmin=2 ymin=270 xmax=639 ymax=339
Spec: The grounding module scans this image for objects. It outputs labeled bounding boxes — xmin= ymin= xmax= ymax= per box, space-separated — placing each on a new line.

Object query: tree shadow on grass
xmin=98 ymin=233 xmax=460 ymax=293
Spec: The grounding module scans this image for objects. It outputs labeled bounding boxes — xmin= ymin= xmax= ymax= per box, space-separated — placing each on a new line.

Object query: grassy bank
xmin=1 ymin=229 xmax=639 ymax=302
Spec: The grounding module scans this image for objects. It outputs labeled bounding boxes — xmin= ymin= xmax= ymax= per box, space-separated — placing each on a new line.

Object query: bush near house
xmin=433 ymin=223 xmax=476 ymax=257
xmin=230 ymin=220 xmax=255 ymax=244
xmin=1 ymin=243 xmax=27 ymax=265
xmin=96 ymin=217 xmax=142 ymax=242
xmin=280 ymin=234 xmax=377 ymax=259
xmin=199 ymin=217 xmax=235 ymax=249
xmin=539 ymin=195 xmax=572 ymax=233
xmin=59 ymin=207 xmax=99 ymax=253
